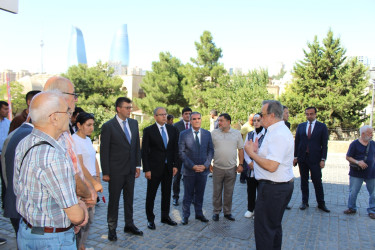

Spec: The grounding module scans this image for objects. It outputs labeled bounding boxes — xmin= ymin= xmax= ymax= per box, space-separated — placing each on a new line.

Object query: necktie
xmin=161 ymin=126 xmax=167 ymax=149
xmin=123 ymin=120 xmax=131 ymax=144
xmin=194 ymin=131 xmax=200 ymax=149
xmin=185 ymin=122 xmax=189 ymax=130
xmin=307 ymin=122 xmax=312 ymax=139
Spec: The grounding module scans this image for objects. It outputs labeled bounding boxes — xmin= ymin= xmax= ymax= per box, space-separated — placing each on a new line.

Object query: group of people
xmin=0 ymin=75 xmax=374 ymax=250
xmin=0 ymin=77 xmax=102 ymax=249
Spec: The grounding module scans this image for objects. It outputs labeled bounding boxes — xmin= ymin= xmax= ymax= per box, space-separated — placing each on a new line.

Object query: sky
xmin=0 ymin=0 xmax=374 ymax=75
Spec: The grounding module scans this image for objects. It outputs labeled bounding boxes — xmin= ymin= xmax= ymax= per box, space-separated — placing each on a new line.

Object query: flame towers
xmin=109 ymin=24 xmax=129 ymax=75
xmin=67 ymin=26 xmax=87 ymax=68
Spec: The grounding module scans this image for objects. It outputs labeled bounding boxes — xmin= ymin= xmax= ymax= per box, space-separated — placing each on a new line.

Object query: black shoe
xmin=224 ymin=214 xmax=235 ymax=221
xmin=318 ymin=204 xmax=330 ymax=213
xmin=181 ymin=217 xmax=189 ymax=225
xmin=173 ymin=198 xmax=179 ymax=206
xmin=124 ymin=225 xmax=143 ymax=236
xmin=161 ymin=217 xmax=177 ymax=226
xmin=212 ymin=214 xmax=219 ymax=221
xmin=108 ymin=229 xmax=117 ymax=241
xmin=0 ymin=238 xmax=7 ymax=245
xmin=299 ymin=203 xmax=309 ymax=210
xmin=286 ymin=205 xmax=291 ymax=210
xmin=195 ymin=215 xmax=209 ymax=222
xmin=147 ymin=221 xmax=156 ymax=230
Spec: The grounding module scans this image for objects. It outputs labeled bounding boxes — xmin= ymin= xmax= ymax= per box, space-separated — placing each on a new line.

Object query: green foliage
xmin=205 ymin=69 xmax=274 ymax=125
xmin=183 ymin=31 xmax=227 ymax=109
xmin=0 ymin=81 xmax=26 ymax=116
xmin=280 ymin=30 xmax=370 ymax=137
xmin=138 ymin=117 xmax=154 ymax=137
xmin=62 ymin=62 xmax=125 ymax=139
xmin=134 ymin=52 xmax=188 ymax=117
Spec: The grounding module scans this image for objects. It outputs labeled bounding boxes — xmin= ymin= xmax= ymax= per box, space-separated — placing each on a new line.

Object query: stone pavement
xmin=1 ymin=152 xmax=375 ymax=249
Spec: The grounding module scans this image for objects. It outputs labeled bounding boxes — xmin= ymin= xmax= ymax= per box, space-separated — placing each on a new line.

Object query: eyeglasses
xmin=253 ymin=119 xmax=261 ymax=122
xmin=260 ymin=113 xmax=268 ymax=118
xmin=62 ymin=92 xmax=79 ymax=100
xmin=156 ymin=113 xmax=167 ymax=117
xmin=49 ymin=109 xmax=73 ymax=118
xmin=121 ymin=106 xmax=132 ymax=110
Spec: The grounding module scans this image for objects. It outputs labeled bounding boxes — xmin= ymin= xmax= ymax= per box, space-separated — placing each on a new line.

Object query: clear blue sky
xmin=0 ymin=0 xmax=374 ymax=75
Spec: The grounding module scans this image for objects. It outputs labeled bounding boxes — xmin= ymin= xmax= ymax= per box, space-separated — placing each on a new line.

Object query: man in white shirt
xmin=245 ymin=100 xmax=294 ymax=250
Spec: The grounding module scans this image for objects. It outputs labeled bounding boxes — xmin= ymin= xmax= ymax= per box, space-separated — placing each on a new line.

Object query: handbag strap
xmin=20 ymin=141 xmax=54 ymax=168
xmin=364 ymin=141 xmax=371 ymax=162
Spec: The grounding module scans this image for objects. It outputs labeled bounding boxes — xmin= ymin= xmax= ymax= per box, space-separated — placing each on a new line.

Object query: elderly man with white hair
xmin=345 ymin=125 xmax=375 ymax=219
xmin=14 ymin=91 xmax=87 ymax=249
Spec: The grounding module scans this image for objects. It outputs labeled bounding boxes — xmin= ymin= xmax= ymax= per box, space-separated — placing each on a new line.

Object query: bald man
xmin=44 ymin=76 xmax=102 ymax=206
xmin=14 ymin=91 xmax=87 ymax=249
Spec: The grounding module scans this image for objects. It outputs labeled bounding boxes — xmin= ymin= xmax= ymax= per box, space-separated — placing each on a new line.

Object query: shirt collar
xmin=156 ymin=122 xmax=166 ymax=130
xmin=116 ymin=114 xmax=127 ymax=123
xmin=307 ymin=119 xmax=316 ymax=125
xmin=266 ymin=120 xmax=284 ymax=133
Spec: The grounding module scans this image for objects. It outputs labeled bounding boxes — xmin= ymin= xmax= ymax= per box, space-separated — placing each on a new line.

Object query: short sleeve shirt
xmin=212 ymin=128 xmax=243 ymax=169
xmin=346 ymin=139 xmax=375 ymax=179
xmin=73 ymin=133 xmax=97 ymax=176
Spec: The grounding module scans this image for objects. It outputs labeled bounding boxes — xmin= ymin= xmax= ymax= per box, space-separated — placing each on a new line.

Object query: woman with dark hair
xmin=72 ymin=112 xmax=100 ymax=250
xmin=243 ymin=113 xmax=266 ymax=218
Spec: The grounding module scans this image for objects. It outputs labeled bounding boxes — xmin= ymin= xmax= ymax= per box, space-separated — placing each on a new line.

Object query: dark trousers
xmin=10 ymin=218 xmax=20 ymax=237
xmin=0 ymin=161 xmax=5 ymax=209
xmin=107 ymin=174 xmax=135 ymax=230
xmin=145 ymin=166 xmax=173 ymax=222
xmin=255 ymin=181 xmax=294 ymax=250
xmin=246 ymin=176 xmax=258 ymax=212
xmin=182 ymin=174 xmax=208 ymax=218
xmin=298 ymin=154 xmax=325 ymax=204
xmin=172 ymin=171 xmax=182 ymax=200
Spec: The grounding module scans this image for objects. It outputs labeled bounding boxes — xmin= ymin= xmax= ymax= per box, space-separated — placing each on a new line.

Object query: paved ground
xmin=1 ymin=152 xmax=375 ymax=249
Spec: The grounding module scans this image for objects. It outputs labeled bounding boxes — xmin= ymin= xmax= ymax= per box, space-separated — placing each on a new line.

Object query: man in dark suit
xmin=179 ymin=112 xmax=214 ymax=225
xmin=142 ymin=107 xmax=179 ymax=230
xmin=294 ymin=107 xmax=330 ymax=212
xmin=100 ymin=97 xmax=143 ymax=241
xmin=2 ymin=122 xmax=33 ymax=236
xmin=172 ymin=107 xmax=192 ymax=206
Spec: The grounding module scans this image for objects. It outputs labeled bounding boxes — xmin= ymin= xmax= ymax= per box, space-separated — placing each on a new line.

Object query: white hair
xmin=360 ymin=125 xmax=373 ymax=135
xmin=29 ymin=90 xmax=64 ymax=124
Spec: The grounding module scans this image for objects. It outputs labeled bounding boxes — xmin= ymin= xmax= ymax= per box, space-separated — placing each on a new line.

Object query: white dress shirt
xmin=254 ymin=121 xmax=294 ymax=182
xmin=156 ymin=122 xmax=169 ymax=144
xmin=305 ymin=119 xmax=316 ymax=135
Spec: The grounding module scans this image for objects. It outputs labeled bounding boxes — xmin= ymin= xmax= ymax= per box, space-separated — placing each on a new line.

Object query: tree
xmin=0 ymin=81 xmax=26 ymax=116
xmin=280 ymin=30 xmax=370 ymax=138
xmin=183 ymin=31 xmax=226 ymax=109
xmin=134 ymin=52 xmax=188 ymax=116
xmin=62 ymin=61 xmax=125 ymax=139
xmin=205 ymin=69 xmax=274 ymax=124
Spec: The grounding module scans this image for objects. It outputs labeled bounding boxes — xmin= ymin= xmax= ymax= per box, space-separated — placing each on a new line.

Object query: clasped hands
xmin=193 ymin=165 xmax=206 ymax=172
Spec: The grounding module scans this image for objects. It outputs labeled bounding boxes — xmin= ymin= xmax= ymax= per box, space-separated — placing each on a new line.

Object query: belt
xmin=258 ymin=179 xmax=294 ymax=185
xmin=22 ymin=218 xmax=73 ymax=233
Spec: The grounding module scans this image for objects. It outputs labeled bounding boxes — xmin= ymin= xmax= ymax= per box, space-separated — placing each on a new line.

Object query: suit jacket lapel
xmin=113 ymin=116 xmax=130 ymax=144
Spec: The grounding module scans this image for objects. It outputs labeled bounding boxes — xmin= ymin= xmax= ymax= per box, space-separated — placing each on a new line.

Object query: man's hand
xmin=244 ymin=138 xmax=258 ymax=158
xmin=209 ymin=165 xmax=213 ymax=173
xmin=135 ymin=168 xmax=141 ymax=178
xmin=249 ymin=161 xmax=254 ymax=170
xmin=358 ymin=160 xmax=368 ymax=169
xmin=193 ymin=165 xmax=205 ymax=172
xmin=102 ymin=175 xmax=110 ymax=182
xmin=74 ymin=200 xmax=89 ymax=234
xmin=145 ymin=171 xmax=151 ymax=180
xmin=93 ymin=180 xmax=103 ymax=193
xmin=319 ymin=160 xmax=325 ymax=169
xmin=237 ymin=165 xmax=243 ymax=173
xmin=293 ymin=159 xmax=298 ymax=167
xmin=172 ymin=167 xmax=178 ymax=176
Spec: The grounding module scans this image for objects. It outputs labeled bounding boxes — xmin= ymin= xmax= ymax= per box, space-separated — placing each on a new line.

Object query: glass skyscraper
xmin=109 ymin=24 xmax=129 ymax=75
xmin=67 ymin=26 xmax=87 ymax=68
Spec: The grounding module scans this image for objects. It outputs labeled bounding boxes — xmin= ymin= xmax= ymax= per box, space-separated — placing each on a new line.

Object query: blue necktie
xmin=194 ymin=131 xmax=200 ymax=149
xmin=161 ymin=126 xmax=167 ymax=149
xmin=123 ymin=120 xmax=131 ymax=144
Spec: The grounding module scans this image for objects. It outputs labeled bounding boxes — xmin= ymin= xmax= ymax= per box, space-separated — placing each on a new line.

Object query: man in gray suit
xmin=100 ymin=97 xmax=142 ymax=241
xmin=172 ymin=107 xmax=192 ymax=206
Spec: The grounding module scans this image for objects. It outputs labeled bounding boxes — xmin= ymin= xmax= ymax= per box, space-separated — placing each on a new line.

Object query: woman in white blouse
xmin=243 ymin=113 xmax=266 ymax=218
xmin=72 ymin=112 xmax=101 ymax=250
